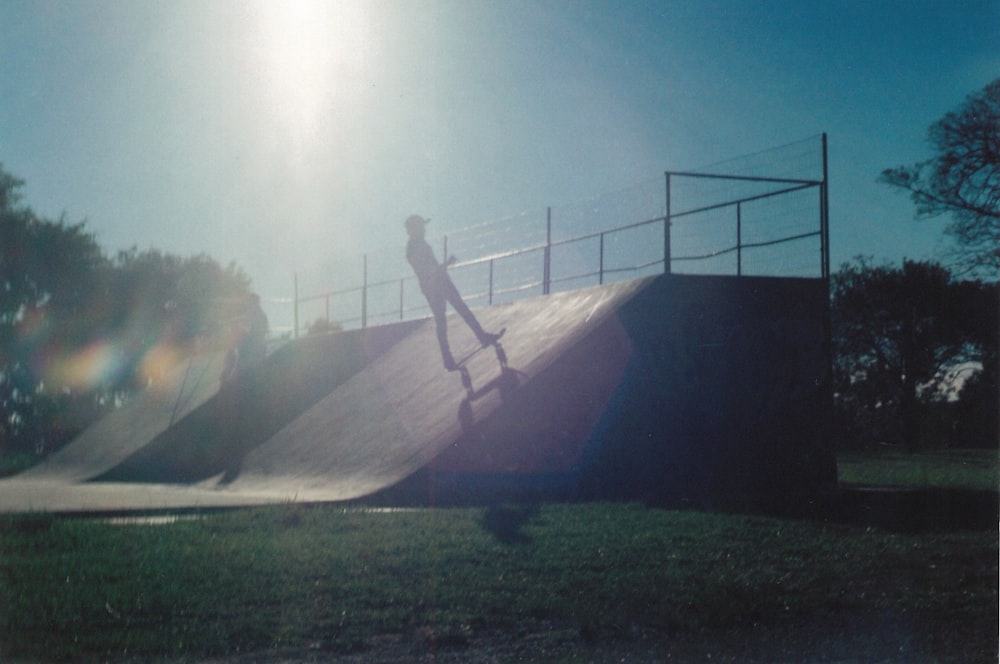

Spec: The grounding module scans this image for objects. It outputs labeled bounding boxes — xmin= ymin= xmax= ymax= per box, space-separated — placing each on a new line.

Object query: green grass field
xmin=838 ymin=447 xmax=998 ymax=490
xmin=0 ymin=450 xmax=996 ymax=662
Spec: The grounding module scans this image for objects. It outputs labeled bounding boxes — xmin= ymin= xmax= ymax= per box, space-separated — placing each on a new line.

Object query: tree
xmin=1 ymin=163 xmax=253 ymax=461
xmin=103 ymin=248 xmax=251 ymax=388
xmin=831 ymin=257 xmax=996 ymax=450
xmin=1 ymin=165 xmax=107 ymax=456
xmin=305 ymin=317 xmax=342 ymax=336
xmin=880 ymin=79 xmax=1000 ymax=278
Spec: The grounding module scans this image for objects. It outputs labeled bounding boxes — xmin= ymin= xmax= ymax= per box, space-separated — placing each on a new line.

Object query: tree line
xmin=1 ymin=165 xmax=252 ymax=470
xmin=832 ymin=257 xmax=997 ymax=450
xmin=1 ymin=79 xmax=997 ymax=472
xmin=834 ymin=78 xmax=999 ymax=450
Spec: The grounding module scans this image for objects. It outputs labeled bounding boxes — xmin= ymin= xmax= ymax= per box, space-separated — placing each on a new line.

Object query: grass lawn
xmin=0 ymin=449 xmax=996 ymax=662
xmin=838 ymin=447 xmax=999 ymax=490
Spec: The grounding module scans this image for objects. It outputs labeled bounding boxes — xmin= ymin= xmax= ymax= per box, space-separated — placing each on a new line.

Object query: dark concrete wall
xmin=581 ymin=274 xmax=837 ymax=508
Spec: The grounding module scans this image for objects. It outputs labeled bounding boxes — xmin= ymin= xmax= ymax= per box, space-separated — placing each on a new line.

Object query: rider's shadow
xmin=456 ymin=343 xmax=523 ymax=432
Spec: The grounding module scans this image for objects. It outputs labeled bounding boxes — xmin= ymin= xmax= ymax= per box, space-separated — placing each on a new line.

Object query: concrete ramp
xmin=0 ymin=273 xmax=838 ymax=513
xmin=0 ymin=322 xmax=422 ymax=511
xmin=16 ymin=350 xmax=228 ymax=483
xmin=92 ymin=321 xmax=422 ymax=484
xmin=0 ymin=279 xmax=645 ymax=511
xmin=208 ymin=278 xmax=645 ymax=502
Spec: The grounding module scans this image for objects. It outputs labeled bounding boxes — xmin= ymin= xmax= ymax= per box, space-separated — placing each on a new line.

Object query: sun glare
xmin=248 ymin=0 xmax=372 ymax=157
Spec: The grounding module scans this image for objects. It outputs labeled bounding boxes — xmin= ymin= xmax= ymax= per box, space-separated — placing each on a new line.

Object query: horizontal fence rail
xmin=288 ymin=135 xmax=829 ymax=338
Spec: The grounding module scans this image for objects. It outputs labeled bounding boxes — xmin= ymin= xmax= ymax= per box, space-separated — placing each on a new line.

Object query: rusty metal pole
xmin=293 ymin=271 xmax=299 ymax=339
xmin=821 ymin=132 xmax=830 ymax=280
xmin=737 ymin=201 xmax=743 ymax=276
xmin=664 ymin=172 xmax=672 ymax=274
xmin=599 ymin=232 xmax=605 ymax=284
xmin=544 ymin=207 xmax=551 ymax=295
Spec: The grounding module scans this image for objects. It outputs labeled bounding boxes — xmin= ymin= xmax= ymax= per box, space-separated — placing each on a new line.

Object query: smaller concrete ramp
xmin=0 ymin=280 xmax=646 ymax=512
xmin=0 ymin=323 xmax=423 ymax=512
xmin=92 ymin=322 xmax=421 ymax=484
xmin=17 ymin=350 xmax=228 ymax=483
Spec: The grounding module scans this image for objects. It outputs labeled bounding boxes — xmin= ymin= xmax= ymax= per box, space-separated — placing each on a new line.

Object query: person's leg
xmin=426 ymin=290 xmax=456 ymax=369
xmin=442 ymin=277 xmax=498 ymax=345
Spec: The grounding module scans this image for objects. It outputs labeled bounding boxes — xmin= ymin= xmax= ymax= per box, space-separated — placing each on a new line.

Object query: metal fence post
xmin=293 ymin=272 xmax=299 ymax=339
xmin=664 ymin=172 xmax=672 ymax=274
xmin=736 ymin=201 xmax=743 ymax=276
xmin=599 ymin=232 xmax=605 ymax=284
xmin=821 ymin=132 xmax=830 ymax=280
xmin=544 ymin=207 xmax=551 ymax=295
xmin=361 ymin=254 xmax=368 ymax=329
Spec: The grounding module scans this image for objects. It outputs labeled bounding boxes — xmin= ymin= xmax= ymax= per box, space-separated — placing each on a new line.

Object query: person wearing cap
xmin=405 ymin=214 xmax=501 ymax=370
xmin=220 ymin=292 xmax=269 ymax=384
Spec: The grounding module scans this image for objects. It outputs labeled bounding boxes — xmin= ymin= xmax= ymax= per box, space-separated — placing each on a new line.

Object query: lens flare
xmin=247 ymin=0 xmax=373 ymax=157
xmin=46 ymin=341 xmax=123 ymax=392
xmin=138 ymin=343 xmax=188 ymax=387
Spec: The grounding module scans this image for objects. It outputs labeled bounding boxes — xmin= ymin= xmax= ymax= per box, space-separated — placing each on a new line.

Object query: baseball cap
xmin=404 ymin=214 xmax=430 ymax=232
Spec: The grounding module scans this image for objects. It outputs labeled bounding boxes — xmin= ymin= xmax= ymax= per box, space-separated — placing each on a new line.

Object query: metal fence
xmin=291 ymin=135 xmax=829 ymax=337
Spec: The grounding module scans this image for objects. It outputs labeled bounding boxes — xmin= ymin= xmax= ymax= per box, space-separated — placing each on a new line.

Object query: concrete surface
xmin=0 ymin=279 xmax=648 ymax=512
xmin=0 ymin=274 xmax=839 ymax=514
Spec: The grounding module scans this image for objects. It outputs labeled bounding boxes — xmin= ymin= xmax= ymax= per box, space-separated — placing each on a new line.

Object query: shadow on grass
xmin=648 ymin=485 xmax=999 ymax=534
xmin=481 ymin=504 xmax=539 ymax=544
xmin=831 ymin=486 xmax=999 ymax=533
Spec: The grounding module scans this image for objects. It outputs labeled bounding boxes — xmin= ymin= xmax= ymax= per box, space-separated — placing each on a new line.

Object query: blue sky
xmin=1 ymin=0 xmax=997 ymax=331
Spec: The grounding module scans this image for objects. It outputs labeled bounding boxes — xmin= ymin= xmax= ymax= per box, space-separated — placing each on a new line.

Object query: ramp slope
xmin=16 ymin=350 xmax=228 ymax=483
xmin=368 ymin=273 xmax=837 ymax=507
xmin=0 ymin=322 xmax=421 ymax=512
xmin=208 ymin=278 xmax=647 ymax=501
xmin=0 ymin=273 xmax=837 ymax=513
xmin=93 ymin=321 xmax=422 ymax=484
xmin=0 ymin=279 xmax=646 ymax=511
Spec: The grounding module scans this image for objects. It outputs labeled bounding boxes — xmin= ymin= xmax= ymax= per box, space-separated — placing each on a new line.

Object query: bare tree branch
xmin=880 ymin=79 xmax=1000 ymax=278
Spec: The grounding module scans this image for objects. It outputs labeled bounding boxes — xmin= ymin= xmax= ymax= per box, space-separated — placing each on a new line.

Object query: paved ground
xmin=0 ymin=279 xmax=649 ymax=513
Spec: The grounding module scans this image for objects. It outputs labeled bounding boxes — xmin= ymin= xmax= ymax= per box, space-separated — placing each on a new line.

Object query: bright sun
xmin=248 ymin=0 xmax=372 ymax=156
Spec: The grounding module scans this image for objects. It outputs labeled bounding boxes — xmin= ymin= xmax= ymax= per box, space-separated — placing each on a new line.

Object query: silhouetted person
xmin=220 ymin=293 xmax=269 ymax=383
xmin=215 ymin=293 xmax=268 ymax=482
xmin=405 ymin=214 xmax=501 ymax=370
